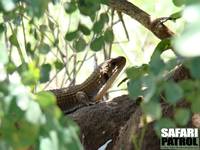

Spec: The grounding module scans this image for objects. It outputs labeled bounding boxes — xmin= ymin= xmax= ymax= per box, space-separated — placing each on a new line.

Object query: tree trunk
xmin=66 ymin=65 xmax=199 ymax=150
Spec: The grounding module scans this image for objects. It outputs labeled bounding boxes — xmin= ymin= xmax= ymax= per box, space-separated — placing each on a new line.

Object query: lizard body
xmin=50 ymin=56 xmax=126 ymax=114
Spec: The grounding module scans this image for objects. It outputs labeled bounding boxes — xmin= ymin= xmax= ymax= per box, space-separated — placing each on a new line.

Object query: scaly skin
xmin=50 ymin=56 xmax=126 ymax=114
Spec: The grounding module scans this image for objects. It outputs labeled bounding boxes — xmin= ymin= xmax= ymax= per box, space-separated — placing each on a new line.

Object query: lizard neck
xmin=79 ymin=68 xmax=105 ymax=99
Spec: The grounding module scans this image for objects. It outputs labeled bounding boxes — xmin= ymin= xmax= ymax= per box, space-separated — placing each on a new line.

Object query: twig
xmin=108 ymin=0 xmax=174 ymax=39
xmin=8 ymin=22 xmax=25 ymax=63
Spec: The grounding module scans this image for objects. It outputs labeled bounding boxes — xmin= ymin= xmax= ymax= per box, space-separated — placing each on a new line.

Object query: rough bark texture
xmin=66 ymin=66 xmax=199 ymax=150
xmin=108 ymin=0 xmax=174 ymax=39
xmin=111 ymin=99 xmax=194 ymax=150
xmin=62 ymin=1 xmax=197 ymax=150
xmin=68 ymin=95 xmax=141 ymax=150
xmin=109 ymin=66 xmax=195 ymax=150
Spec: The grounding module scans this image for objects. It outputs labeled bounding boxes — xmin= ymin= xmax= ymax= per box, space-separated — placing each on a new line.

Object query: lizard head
xmin=100 ymin=56 xmax=126 ymax=82
xmin=95 ymin=56 xmax=126 ymax=101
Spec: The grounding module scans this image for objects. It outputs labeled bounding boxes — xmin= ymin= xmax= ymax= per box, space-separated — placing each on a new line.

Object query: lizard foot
xmin=76 ymin=91 xmax=91 ymax=106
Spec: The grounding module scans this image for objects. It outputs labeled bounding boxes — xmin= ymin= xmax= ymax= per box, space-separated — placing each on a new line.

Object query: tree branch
xmin=68 ymin=95 xmax=140 ymax=150
xmin=108 ymin=0 xmax=174 ymax=39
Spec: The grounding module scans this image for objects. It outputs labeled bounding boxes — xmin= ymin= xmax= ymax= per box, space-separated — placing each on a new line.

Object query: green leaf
xmin=128 ymin=74 xmax=156 ymax=102
xmin=48 ymin=18 xmax=55 ymax=31
xmin=92 ymin=20 xmax=104 ymax=34
xmin=164 ymin=82 xmax=183 ymax=105
xmin=6 ymin=61 xmax=16 ymax=74
xmin=65 ymin=31 xmax=78 ymax=41
xmin=21 ymin=72 xmax=37 ymax=86
xmin=180 ymin=80 xmax=200 ymax=103
xmin=9 ymin=33 xmax=19 ymax=47
xmin=26 ymin=0 xmax=50 ymax=17
xmin=165 ymin=58 xmax=178 ymax=71
xmin=33 ymin=29 xmax=38 ymax=40
xmin=100 ymin=0 xmax=109 ymax=4
xmin=104 ymin=28 xmax=114 ymax=43
xmin=21 ymin=63 xmax=40 ymax=86
xmin=78 ymin=23 xmax=90 ymax=35
xmin=54 ymin=60 xmax=64 ymax=70
xmin=174 ymin=108 xmax=191 ymax=126
xmin=142 ymin=74 xmax=156 ymax=102
xmin=154 ymin=118 xmax=176 ymax=137
xmin=172 ymin=0 xmax=186 ymax=7
xmin=25 ymin=101 xmax=43 ymax=124
xmin=51 ymin=0 xmax=60 ymax=5
xmin=17 ymin=63 xmax=28 ymax=74
xmin=38 ymin=43 xmax=51 ymax=54
xmin=13 ymin=16 xmax=21 ymax=26
xmin=172 ymin=0 xmax=199 ymax=7
xmin=40 ymin=64 xmax=51 ymax=83
xmin=100 ymin=13 xmax=109 ymax=23
xmin=5 ymin=91 xmax=25 ymax=118
xmin=64 ymin=2 xmax=77 ymax=14
xmin=149 ymin=39 xmax=171 ymax=75
xmin=187 ymin=57 xmax=200 ymax=79
xmin=39 ymin=133 xmax=57 ymax=150
xmin=185 ymin=0 xmax=200 ymax=5
xmin=35 ymin=91 xmax=56 ymax=108
xmin=126 ymin=64 xmax=149 ymax=80
xmin=39 ymin=24 xmax=47 ymax=32
xmin=179 ymin=80 xmax=195 ymax=92
xmin=127 ymin=79 xmax=143 ymax=100
xmin=0 ymin=23 xmax=5 ymax=34
xmin=191 ymin=97 xmax=200 ymax=113
xmin=142 ymin=101 xmax=162 ymax=120
xmin=78 ymin=0 xmax=100 ymax=19
xmin=90 ymin=36 xmax=104 ymax=51
xmin=1 ymin=118 xmax=39 ymax=148
xmin=151 ymin=38 xmax=171 ymax=60
xmin=169 ymin=11 xmax=182 ymax=21
xmin=149 ymin=56 xmax=165 ymax=75
xmin=174 ymin=5 xmax=200 ymax=57
xmin=26 ymin=42 xmax=35 ymax=57
xmin=53 ymin=38 xmax=59 ymax=47
xmin=73 ymin=37 xmax=87 ymax=52
xmin=15 ymin=120 xmax=39 ymax=147
xmin=0 ymin=80 xmax=9 ymax=95
xmin=185 ymin=91 xmax=199 ymax=103
xmin=60 ymin=127 xmax=83 ymax=149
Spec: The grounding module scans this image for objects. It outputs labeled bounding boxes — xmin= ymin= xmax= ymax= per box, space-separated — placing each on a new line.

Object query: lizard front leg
xmin=76 ymin=91 xmax=95 ymax=106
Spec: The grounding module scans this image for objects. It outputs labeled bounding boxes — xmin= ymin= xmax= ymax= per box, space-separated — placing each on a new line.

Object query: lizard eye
xmin=103 ymin=73 xmax=109 ymax=81
xmin=111 ymin=61 xmax=116 ymax=68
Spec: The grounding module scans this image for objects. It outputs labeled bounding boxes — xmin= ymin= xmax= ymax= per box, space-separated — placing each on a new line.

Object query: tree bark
xmin=108 ymin=0 xmax=174 ymax=39
xmin=68 ymin=95 xmax=141 ymax=150
xmin=63 ymin=1 xmax=197 ymax=149
xmin=66 ymin=65 xmax=199 ymax=150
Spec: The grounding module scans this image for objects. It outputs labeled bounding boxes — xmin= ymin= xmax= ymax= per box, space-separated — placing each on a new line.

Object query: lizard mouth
xmin=95 ymin=56 xmax=126 ymax=101
xmin=111 ymin=56 xmax=126 ymax=74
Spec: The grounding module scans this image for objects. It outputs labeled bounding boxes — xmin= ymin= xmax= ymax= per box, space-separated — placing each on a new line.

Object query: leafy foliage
xmin=0 ymin=0 xmax=200 ymax=149
xmin=127 ymin=0 xmax=200 ymax=134
xmin=0 ymin=0 xmax=111 ymax=149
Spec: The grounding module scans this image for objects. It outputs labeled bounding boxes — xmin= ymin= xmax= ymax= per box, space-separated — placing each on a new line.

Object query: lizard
xmin=49 ymin=56 xmax=126 ymax=114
